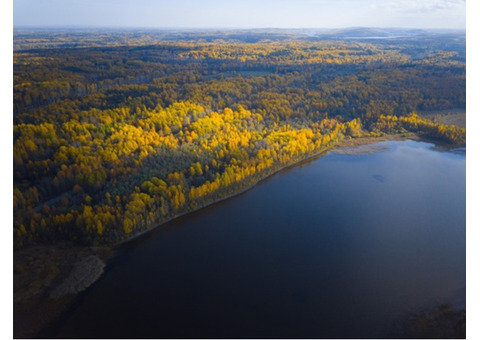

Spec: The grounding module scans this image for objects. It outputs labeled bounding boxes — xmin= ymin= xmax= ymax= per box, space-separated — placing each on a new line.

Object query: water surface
xmin=48 ymin=140 xmax=466 ymax=338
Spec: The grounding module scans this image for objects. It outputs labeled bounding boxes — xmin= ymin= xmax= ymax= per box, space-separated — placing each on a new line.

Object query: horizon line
xmin=13 ymin=25 xmax=466 ymax=31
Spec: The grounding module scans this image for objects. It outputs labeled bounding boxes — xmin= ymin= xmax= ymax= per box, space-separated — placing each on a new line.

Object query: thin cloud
xmin=373 ymin=0 xmax=466 ymax=12
xmin=13 ymin=0 xmax=466 ymax=29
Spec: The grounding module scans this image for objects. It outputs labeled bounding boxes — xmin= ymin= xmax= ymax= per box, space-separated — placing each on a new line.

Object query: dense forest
xmin=13 ymin=28 xmax=466 ymax=248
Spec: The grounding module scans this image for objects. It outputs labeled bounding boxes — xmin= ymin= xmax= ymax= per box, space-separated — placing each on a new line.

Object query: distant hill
xmin=313 ymin=27 xmax=427 ymax=39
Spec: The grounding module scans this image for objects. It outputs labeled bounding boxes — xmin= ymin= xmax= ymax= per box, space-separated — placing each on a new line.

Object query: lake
xmin=45 ymin=140 xmax=466 ymax=338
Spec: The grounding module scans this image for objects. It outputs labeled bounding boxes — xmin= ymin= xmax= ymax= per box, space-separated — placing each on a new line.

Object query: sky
xmin=13 ymin=0 xmax=466 ymax=29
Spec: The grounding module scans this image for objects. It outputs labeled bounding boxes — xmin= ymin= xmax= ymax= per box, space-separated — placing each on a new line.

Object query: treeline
xmin=371 ymin=113 xmax=466 ymax=144
xmin=13 ymin=33 xmax=465 ymax=248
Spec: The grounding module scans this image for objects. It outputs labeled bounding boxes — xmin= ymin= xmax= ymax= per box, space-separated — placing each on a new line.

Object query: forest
xmin=13 ymin=28 xmax=466 ymax=248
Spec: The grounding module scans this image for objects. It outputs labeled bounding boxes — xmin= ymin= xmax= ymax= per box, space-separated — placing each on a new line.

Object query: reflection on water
xmin=48 ymin=140 xmax=466 ymax=339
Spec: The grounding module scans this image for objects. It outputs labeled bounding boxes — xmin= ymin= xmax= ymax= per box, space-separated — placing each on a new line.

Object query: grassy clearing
xmin=420 ymin=109 xmax=466 ymax=128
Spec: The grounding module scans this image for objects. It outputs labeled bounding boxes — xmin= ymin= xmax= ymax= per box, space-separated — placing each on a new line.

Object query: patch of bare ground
xmin=419 ymin=109 xmax=466 ymax=128
xmin=13 ymin=243 xmax=114 ymax=338
xmin=332 ymin=133 xmax=419 ymax=155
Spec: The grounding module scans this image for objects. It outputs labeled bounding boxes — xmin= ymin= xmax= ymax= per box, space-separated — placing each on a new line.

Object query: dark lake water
xmin=47 ymin=140 xmax=466 ymax=339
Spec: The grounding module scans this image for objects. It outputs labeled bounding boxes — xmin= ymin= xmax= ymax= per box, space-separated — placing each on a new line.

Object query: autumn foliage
xmin=13 ymin=31 xmax=465 ymax=248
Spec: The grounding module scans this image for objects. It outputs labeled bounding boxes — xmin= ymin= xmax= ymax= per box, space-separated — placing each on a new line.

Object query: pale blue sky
xmin=13 ymin=0 xmax=466 ymax=29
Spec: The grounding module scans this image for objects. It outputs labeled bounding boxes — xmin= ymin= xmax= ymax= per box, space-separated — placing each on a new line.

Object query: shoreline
xmin=13 ymin=243 xmax=114 ymax=338
xmin=114 ymin=132 xmax=434 ymax=248
xmin=12 ymin=132 xmax=461 ymax=338
xmin=113 ymin=133 xmax=410 ymax=248
xmin=114 ymin=142 xmax=333 ymax=248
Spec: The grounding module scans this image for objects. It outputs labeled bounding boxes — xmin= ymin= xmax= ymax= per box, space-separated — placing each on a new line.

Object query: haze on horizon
xmin=14 ymin=0 xmax=466 ymax=30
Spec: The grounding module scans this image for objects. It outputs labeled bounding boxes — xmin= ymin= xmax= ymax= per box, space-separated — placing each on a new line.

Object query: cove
xmin=46 ymin=140 xmax=466 ymax=338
